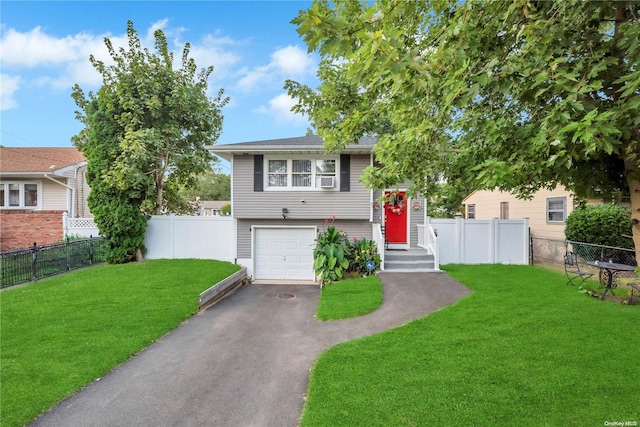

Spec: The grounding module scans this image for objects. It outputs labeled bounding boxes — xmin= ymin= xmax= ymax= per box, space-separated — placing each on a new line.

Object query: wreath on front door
xmin=387 ymin=199 xmax=405 ymax=215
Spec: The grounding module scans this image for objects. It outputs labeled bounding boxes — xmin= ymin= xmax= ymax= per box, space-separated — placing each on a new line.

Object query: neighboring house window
xmin=0 ymin=182 xmax=41 ymax=209
xmin=265 ymin=157 xmax=337 ymax=190
xmin=547 ymin=197 xmax=566 ymax=223
xmin=467 ymin=204 xmax=476 ymax=219
xmin=500 ymin=202 xmax=509 ymax=219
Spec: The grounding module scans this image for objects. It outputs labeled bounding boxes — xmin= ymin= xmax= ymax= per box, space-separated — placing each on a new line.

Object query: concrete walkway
xmin=29 ymin=272 xmax=471 ymax=427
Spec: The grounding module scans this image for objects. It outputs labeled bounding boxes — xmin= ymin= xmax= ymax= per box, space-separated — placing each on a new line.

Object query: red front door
xmin=384 ymin=191 xmax=407 ymax=244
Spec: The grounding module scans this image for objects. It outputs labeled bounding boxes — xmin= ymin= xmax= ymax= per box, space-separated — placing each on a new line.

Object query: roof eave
xmin=54 ymin=161 xmax=87 ymax=176
xmin=207 ymin=145 xmax=372 ymax=158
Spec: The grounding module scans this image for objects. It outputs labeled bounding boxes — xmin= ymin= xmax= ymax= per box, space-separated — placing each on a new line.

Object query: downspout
xmin=44 ymin=174 xmax=75 ymax=218
xmin=369 ymin=153 xmax=374 ymax=223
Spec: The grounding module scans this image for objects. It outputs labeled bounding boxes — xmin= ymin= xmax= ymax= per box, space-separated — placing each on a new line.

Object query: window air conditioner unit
xmin=320 ymin=176 xmax=335 ymax=188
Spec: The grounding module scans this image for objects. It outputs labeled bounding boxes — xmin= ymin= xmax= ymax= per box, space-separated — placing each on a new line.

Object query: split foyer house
xmin=209 ymin=135 xmax=432 ymax=282
xmin=0 ymin=147 xmax=91 ymax=251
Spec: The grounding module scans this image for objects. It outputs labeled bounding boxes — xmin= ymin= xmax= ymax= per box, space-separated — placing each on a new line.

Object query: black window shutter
xmin=254 ymin=155 xmax=263 ymax=192
xmin=340 ymin=154 xmax=350 ymax=192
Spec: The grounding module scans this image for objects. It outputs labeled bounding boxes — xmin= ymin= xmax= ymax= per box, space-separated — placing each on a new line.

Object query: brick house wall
xmin=0 ymin=210 xmax=65 ymax=251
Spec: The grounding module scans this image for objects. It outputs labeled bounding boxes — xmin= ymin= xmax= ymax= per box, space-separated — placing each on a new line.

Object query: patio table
xmin=586 ymin=261 xmax=636 ymax=299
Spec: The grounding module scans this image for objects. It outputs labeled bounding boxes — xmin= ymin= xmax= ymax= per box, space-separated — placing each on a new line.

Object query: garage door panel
xmin=255 ymin=228 xmax=315 ymax=280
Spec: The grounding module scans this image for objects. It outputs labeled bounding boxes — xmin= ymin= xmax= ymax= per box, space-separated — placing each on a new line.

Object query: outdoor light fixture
xmin=282 ymin=208 xmax=288 ymax=220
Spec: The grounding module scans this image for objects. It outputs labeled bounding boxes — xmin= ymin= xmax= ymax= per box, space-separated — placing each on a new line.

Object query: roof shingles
xmin=0 ymin=147 xmax=86 ymax=173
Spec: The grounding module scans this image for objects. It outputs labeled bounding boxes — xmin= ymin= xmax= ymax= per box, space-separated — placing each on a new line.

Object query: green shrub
xmin=313 ymin=226 xmax=350 ymax=285
xmin=346 ymin=237 xmax=381 ymax=276
xmin=565 ymin=204 xmax=633 ymax=248
xmin=221 ymin=203 xmax=231 ymax=215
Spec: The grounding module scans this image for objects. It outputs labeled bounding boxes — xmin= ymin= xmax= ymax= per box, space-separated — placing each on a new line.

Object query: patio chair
xmin=564 ymin=251 xmax=594 ymax=286
xmin=629 ymin=283 xmax=640 ymax=304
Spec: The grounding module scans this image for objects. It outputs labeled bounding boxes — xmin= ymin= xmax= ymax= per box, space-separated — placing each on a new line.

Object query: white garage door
xmin=254 ymin=227 xmax=315 ymax=280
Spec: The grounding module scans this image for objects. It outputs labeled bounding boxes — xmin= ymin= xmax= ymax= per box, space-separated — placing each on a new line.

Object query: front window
xmin=266 ymin=157 xmax=337 ymax=190
xmin=0 ymin=182 xmax=41 ymax=209
xmin=268 ymin=160 xmax=288 ymax=187
xmin=547 ymin=197 xmax=566 ymax=223
xmin=292 ymin=160 xmax=312 ymax=187
xmin=315 ymin=159 xmax=336 ymax=187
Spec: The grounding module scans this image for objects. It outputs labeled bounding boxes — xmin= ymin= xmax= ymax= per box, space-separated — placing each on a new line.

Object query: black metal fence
xmin=0 ymin=236 xmax=109 ymax=289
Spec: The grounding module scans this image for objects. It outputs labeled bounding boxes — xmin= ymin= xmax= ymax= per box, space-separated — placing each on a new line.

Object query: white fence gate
xmin=144 ymin=215 xmax=235 ymax=262
xmin=428 ymin=217 xmax=529 ymax=265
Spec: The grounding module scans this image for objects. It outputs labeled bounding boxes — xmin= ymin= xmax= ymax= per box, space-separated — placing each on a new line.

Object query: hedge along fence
xmin=565 ymin=204 xmax=633 ymax=249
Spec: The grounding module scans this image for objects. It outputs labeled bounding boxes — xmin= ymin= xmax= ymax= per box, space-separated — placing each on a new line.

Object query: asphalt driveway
xmin=29 ymin=272 xmax=471 ymax=427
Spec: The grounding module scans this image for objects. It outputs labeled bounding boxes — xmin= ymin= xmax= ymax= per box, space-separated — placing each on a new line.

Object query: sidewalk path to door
xmin=30 ymin=272 xmax=471 ymax=427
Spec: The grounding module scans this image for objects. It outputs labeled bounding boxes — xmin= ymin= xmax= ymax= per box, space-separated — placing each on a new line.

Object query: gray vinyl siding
xmin=232 ymin=154 xmax=371 ymax=220
xmin=373 ymin=189 xmax=384 ymax=224
xmin=409 ymin=196 xmax=426 ymax=248
xmin=236 ymin=218 xmax=373 ymax=259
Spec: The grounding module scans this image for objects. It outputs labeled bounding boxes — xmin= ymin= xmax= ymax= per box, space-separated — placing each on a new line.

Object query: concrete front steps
xmin=383 ymin=248 xmax=439 ymax=272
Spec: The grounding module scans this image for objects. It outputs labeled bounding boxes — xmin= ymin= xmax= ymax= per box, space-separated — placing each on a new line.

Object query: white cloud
xmin=0 ymin=21 xmax=245 ymax=100
xmin=270 ymin=45 xmax=313 ymax=75
xmin=0 ymin=74 xmax=21 ymax=110
xmin=1 ymin=27 xmax=99 ymax=67
xmin=188 ymin=35 xmax=242 ymax=81
xmin=237 ymin=65 xmax=270 ymax=92
xmin=255 ymin=93 xmax=307 ymax=125
xmin=145 ymin=19 xmax=170 ymax=43
xmin=236 ymin=45 xmax=315 ymax=92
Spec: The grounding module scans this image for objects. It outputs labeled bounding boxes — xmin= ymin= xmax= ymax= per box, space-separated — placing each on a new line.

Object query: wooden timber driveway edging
xmin=29 ymin=272 xmax=472 ymax=427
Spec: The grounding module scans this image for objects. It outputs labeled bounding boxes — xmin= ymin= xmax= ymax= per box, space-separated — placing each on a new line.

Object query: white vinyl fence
xmin=427 ymin=217 xmax=529 ymax=265
xmin=144 ymin=215 xmax=235 ymax=262
xmin=64 ymin=214 xmax=235 ymax=262
xmin=67 ymin=213 xmax=528 ymax=267
xmin=63 ymin=212 xmax=100 ymax=238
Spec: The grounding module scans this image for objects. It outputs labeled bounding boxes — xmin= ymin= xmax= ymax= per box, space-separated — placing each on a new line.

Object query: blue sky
xmin=1 ymin=0 xmax=319 ymax=162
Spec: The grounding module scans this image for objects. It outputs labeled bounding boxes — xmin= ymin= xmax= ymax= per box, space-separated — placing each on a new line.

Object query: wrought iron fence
xmin=531 ymin=237 xmax=637 ymax=279
xmin=0 ymin=236 xmax=109 ymax=289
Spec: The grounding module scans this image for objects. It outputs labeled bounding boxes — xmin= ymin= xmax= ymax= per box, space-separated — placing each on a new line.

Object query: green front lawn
xmin=301 ymin=264 xmax=640 ymax=426
xmin=316 ymin=276 xmax=383 ymax=321
xmin=0 ymin=259 xmax=240 ymax=427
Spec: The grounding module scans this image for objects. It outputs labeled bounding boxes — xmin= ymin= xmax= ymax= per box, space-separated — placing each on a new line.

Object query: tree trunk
xmin=155 ymin=182 xmax=163 ymax=215
xmin=625 ymin=158 xmax=640 ymax=267
xmin=135 ymin=247 xmax=144 ymax=262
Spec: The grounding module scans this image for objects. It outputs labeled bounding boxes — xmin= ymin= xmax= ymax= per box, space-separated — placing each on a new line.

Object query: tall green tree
xmin=180 ymin=169 xmax=231 ymax=202
xmin=72 ymin=21 xmax=228 ymax=263
xmin=287 ymin=0 xmax=640 ymax=264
